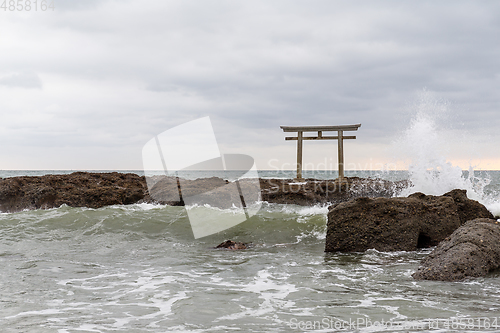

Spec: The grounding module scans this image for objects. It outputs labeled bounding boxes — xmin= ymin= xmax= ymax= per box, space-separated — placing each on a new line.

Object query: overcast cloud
xmin=1 ymin=0 xmax=499 ymax=170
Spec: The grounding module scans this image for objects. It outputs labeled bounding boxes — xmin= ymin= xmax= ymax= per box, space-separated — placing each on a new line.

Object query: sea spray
xmin=393 ymin=91 xmax=500 ymax=216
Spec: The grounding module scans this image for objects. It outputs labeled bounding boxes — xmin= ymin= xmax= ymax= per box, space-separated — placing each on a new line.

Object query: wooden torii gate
xmin=280 ymin=124 xmax=361 ymax=181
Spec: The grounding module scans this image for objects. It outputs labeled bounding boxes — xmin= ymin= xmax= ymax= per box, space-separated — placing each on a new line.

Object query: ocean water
xmin=2 ymin=95 xmax=500 ymax=332
xmin=1 ymin=168 xmax=500 ymax=333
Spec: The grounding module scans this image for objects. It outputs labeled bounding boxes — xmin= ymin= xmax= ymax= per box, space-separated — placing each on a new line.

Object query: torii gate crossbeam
xmin=280 ymin=124 xmax=361 ymax=180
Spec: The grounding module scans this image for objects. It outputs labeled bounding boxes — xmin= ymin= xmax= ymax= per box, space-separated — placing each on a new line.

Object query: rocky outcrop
xmin=413 ymin=218 xmax=500 ymax=281
xmin=0 ymin=172 xmax=147 ymax=212
xmin=325 ymin=190 xmax=494 ymax=252
xmin=148 ymin=176 xmax=407 ymax=208
xmin=259 ymin=177 xmax=408 ymax=206
xmin=147 ymin=176 xmax=262 ymax=209
xmin=442 ymin=190 xmax=494 ymax=224
xmin=0 ymin=173 xmax=409 ymax=213
xmin=147 ymin=176 xmax=230 ymax=206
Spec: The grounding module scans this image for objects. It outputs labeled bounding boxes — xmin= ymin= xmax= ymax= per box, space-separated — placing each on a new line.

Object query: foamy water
xmin=0 ymin=171 xmax=499 ymax=332
xmin=392 ymin=91 xmax=500 ymax=217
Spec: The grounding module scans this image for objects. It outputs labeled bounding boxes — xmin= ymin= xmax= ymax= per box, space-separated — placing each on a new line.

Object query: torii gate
xmin=280 ymin=124 xmax=361 ymax=181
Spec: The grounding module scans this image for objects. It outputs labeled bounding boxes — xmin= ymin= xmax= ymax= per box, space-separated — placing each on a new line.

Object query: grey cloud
xmin=1 ymin=0 xmax=499 ymax=169
xmin=0 ymin=72 xmax=42 ymax=89
xmin=53 ymin=0 xmax=109 ymax=11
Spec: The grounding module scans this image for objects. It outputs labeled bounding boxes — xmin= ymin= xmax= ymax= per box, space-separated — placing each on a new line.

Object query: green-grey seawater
xmin=0 ymin=171 xmax=500 ymax=332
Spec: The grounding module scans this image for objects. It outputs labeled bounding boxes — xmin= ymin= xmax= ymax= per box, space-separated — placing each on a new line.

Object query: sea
xmin=1 ymin=168 xmax=500 ymax=333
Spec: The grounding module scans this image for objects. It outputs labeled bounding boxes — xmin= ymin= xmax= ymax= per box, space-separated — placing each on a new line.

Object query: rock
xmin=149 ymin=176 xmax=408 ymax=208
xmin=0 ymin=172 xmax=147 ymax=212
xmin=443 ymin=189 xmax=493 ymax=224
xmin=259 ymin=177 xmax=408 ymax=206
xmin=148 ymin=176 xmax=228 ymax=206
xmin=0 ymin=173 xmax=410 ymax=212
xmin=215 ymin=240 xmax=249 ymax=250
xmin=148 ymin=176 xmax=261 ymax=209
xmin=413 ymin=218 xmax=500 ymax=281
xmin=325 ymin=190 xmax=494 ymax=252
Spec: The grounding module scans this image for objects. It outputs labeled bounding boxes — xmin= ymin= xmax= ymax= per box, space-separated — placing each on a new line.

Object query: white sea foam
xmin=486 ymin=202 xmax=500 ymax=218
xmin=109 ymin=202 xmax=170 ymax=211
xmin=216 ymin=269 xmax=298 ymax=321
xmin=287 ymin=181 xmax=307 ymax=185
xmin=294 ymin=205 xmax=329 ymax=216
xmin=261 ymin=202 xmax=329 ymax=216
xmin=394 ymin=90 xmax=499 ymax=214
xmin=5 ymin=308 xmax=64 ymax=319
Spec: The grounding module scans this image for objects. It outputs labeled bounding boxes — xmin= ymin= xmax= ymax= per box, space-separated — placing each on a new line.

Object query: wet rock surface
xmin=413 ymin=218 xmax=500 ymax=281
xmin=146 ymin=176 xmax=230 ymax=206
xmin=0 ymin=172 xmax=147 ymax=212
xmin=259 ymin=177 xmax=408 ymax=206
xmin=442 ymin=189 xmax=495 ymax=224
xmin=215 ymin=240 xmax=249 ymax=250
xmin=0 ymin=173 xmax=408 ymax=212
xmin=148 ymin=176 xmax=406 ymax=208
xmin=147 ymin=176 xmax=261 ymax=209
xmin=325 ymin=189 xmax=494 ymax=252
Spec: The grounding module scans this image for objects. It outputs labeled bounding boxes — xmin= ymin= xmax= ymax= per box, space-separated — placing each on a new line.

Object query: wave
xmin=392 ymin=91 xmax=500 ymax=217
xmin=0 ymin=202 xmax=329 ymax=247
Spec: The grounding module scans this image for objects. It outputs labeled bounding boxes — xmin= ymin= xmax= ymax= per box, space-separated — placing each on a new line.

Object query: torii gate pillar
xmin=280 ymin=124 xmax=361 ymax=181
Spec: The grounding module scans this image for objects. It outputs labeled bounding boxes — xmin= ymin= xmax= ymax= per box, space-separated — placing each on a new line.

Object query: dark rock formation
xmin=148 ymin=176 xmax=261 ymax=209
xmin=148 ymin=176 xmax=407 ymax=208
xmin=259 ymin=177 xmax=408 ymax=206
xmin=0 ymin=171 xmax=445 ymax=215
xmin=0 ymin=172 xmax=147 ymax=212
xmin=413 ymin=218 xmax=500 ymax=281
xmin=215 ymin=240 xmax=249 ymax=250
xmin=443 ymin=189 xmax=494 ymax=224
xmin=3 ymin=173 xmax=409 ymax=212
xmin=325 ymin=190 xmax=494 ymax=252
xmin=147 ymin=176 xmax=228 ymax=206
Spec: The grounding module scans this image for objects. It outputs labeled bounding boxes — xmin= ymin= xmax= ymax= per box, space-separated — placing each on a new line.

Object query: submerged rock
xmin=413 ymin=218 xmax=500 ymax=281
xmin=325 ymin=189 xmax=494 ymax=252
xmin=215 ymin=240 xmax=249 ymax=250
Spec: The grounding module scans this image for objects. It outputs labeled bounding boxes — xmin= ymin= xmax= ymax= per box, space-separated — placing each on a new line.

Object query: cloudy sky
xmin=1 ymin=0 xmax=499 ymax=171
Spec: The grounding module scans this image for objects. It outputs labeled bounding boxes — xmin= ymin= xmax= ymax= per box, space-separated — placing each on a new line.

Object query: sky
xmin=1 ymin=0 xmax=499 ymax=171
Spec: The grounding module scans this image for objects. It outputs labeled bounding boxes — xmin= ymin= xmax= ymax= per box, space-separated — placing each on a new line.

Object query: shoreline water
xmin=0 ymin=169 xmax=499 ymax=331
